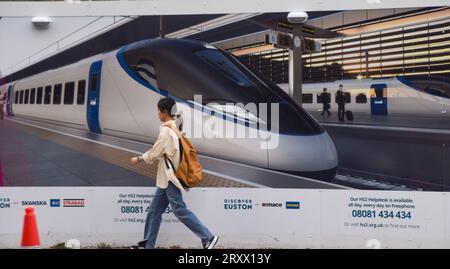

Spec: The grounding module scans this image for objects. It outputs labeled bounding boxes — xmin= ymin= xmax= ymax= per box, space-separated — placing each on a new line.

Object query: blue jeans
xmin=143 ymin=182 xmax=214 ymax=249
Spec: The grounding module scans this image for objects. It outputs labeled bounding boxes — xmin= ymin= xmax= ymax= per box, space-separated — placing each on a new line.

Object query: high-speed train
xmin=0 ymin=38 xmax=338 ymax=181
xmin=279 ymin=76 xmax=450 ymax=117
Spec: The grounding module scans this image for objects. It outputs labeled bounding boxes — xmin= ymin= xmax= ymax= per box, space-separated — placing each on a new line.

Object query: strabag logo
xmin=21 ymin=200 xmax=47 ymax=206
xmin=63 ymin=199 xmax=85 ymax=207
xmin=286 ymin=201 xmax=300 ymax=209
xmin=0 ymin=198 xmax=11 ymax=209
xmin=261 ymin=202 xmax=282 ymax=208
xmin=224 ymin=199 xmax=253 ymax=210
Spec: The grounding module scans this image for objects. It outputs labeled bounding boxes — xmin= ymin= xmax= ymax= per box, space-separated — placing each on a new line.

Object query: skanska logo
xmin=224 ymin=199 xmax=253 ymax=210
xmin=21 ymin=200 xmax=47 ymax=206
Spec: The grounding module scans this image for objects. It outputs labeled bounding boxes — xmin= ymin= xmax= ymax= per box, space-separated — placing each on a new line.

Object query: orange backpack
xmin=163 ymin=123 xmax=203 ymax=188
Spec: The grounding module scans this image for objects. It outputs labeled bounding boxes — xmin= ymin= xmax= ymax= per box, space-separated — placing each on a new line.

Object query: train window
xmin=403 ymin=76 xmax=450 ymax=99
xmin=14 ymin=92 xmax=18 ymax=104
xmin=24 ymin=89 xmax=29 ymax=104
xmin=19 ymin=90 xmax=24 ymax=104
xmin=36 ymin=87 xmax=43 ymax=104
xmin=53 ymin=84 xmax=62 ymax=104
xmin=356 ymin=93 xmax=367 ymax=103
xmin=77 ymin=80 xmax=86 ymax=105
xmin=134 ymin=59 xmax=158 ymax=89
xmin=90 ymin=75 xmax=98 ymax=92
xmin=194 ymin=49 xmax=254 ymax=87
xmin=370 ymin=86 xmax=387 ymax=99
xmin=317 ymin=93 xmax=323 ymax=103
xmin=344 ymin=92 xmax=351 ymax=103
xmin=121 ymin=44 xmax=322 ymax=134
xmin=44 ymin=86 xmax=52 ymax=104
xmin=317 ymin=92 xmax=330 ymax=104
xmin=335 ymin=92 xmax=351 ymax=103
xmin=375 ymin=88 xmax=383 ymax=98
xmin=122 ymin=50 xmax=159 ymax=89
xmin=64 ymin=82 xmax=75 ymax=105
xmin=302 ymin=93 xmax=313 ymax=104
xmin=30 ymin=88 xmax=36 ymax=104
xmin=423 ymin=86 xmax=450 ymax=99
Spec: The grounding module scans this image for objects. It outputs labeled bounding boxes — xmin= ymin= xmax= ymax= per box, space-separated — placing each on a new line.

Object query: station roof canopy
xmin=0 ymin=11 xmax=339 ymax=85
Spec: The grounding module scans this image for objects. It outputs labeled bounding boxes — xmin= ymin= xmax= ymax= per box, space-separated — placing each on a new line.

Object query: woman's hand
xmin=130 ymin=157 xmax=139 ymax=166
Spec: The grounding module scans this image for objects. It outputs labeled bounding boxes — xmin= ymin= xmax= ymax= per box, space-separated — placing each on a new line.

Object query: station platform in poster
xmin=0 ymin=116 xmax=345 ymax=189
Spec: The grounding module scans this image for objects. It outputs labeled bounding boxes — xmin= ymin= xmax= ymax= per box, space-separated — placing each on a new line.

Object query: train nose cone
xmin=267 ymin=131 xmax=338 ymax=181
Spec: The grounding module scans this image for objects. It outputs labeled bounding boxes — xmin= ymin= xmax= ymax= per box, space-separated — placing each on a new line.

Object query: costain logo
xmin=224 ymin=199 xmax=253 ymax=210
xmin=63 ymin=199 xmax=85 ymax=207
xmin=285 ymin=201 xmax=300 ymax=209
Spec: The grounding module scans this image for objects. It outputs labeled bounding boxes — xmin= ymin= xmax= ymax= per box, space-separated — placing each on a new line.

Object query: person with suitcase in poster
xmin=321 ymin=88 xmax=331 ymax=118
xmin=346 ymin=109 xmax=354 ymax=122
xmin=336 ymin=85 xmax=346 ymax=122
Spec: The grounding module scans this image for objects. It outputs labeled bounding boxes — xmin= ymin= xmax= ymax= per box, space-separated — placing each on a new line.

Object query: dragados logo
xmin=285 ymin=201 xmax=300 ymax=209
xmin=50 ymin=199 xmax=61 ymax=207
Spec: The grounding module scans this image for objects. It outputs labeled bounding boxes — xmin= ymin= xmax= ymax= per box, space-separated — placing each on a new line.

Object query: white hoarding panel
xmin=0 ymin=187 xmax=449 ymax=248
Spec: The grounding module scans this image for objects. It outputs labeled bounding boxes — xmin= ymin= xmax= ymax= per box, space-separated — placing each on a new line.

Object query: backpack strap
xmin=178 ymin=138 xmax=183 ymax=162
xmin=163 ymin=123 xmax=182 ymax=139
xmin=164 ymin=154 xmax=176 ymax=173
xmin=164 ymin=154 xmax=189 ymax=189
xmin=163 ymin=123 xmax=184 ymax=160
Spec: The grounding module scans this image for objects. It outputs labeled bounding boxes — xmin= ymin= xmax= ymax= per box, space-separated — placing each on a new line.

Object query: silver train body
xmin=0 ymin=38 xmax=338 ymax=181
xmin=278 ymin=76 xmax=450 ymax=117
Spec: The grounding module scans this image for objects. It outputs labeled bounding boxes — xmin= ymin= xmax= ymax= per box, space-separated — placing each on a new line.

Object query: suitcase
xmin=346 ymin=110 xmax=354 ymax=121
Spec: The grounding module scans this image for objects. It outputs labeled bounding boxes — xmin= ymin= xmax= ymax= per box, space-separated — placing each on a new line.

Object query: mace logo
xmin=63 ymin=199 xmax=85 ymax=208
xmin=50 ymin=199 xmax=61 ymax=207
xmin=261 ymin=202 xmax=283 ymax=208
xmin=224 ymin=199 xmax=253 ymax=210
xmin=285 ymin=201 xmax=300 ymax=209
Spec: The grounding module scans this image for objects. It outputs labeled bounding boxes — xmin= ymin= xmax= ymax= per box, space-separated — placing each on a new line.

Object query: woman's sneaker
xmin=130 ymin=240 xmax=147 ymax=249
xmin=203 ymin=236 xmax=219 ymax=249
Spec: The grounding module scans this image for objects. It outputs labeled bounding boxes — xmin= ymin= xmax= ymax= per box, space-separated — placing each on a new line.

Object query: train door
xmin=87 ymin=60 xmax=103 ymax=133
xmin=370 ymin=83 xmax=388 ymax=115
xmin=7 ymin=85 xmax=13 ymax=116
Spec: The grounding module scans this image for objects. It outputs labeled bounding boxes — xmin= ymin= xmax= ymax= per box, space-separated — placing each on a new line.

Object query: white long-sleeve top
xmin=141 ymin=119 xmax=185 ymax=192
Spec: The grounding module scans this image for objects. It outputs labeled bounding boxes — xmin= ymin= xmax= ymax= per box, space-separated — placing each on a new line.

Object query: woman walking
xmin=130 ymin=97 xmax=219 ymax=249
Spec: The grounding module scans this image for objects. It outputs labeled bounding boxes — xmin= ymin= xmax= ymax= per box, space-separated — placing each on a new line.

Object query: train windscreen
xmin=122 ymin=44 xmax=323 ymax=135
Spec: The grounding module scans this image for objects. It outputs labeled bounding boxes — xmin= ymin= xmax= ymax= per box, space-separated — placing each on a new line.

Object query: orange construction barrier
xmin=21 ymin=206 xmax=40 ymax=248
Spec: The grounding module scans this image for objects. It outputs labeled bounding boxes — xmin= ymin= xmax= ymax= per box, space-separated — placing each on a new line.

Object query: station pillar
xmin=288 ymin=25 xmax=303 ymax=107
